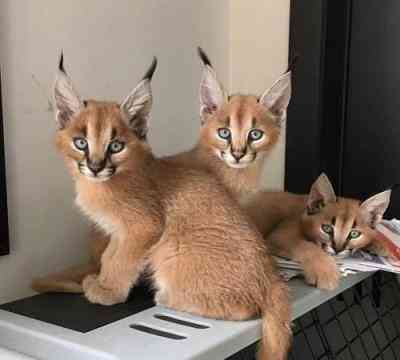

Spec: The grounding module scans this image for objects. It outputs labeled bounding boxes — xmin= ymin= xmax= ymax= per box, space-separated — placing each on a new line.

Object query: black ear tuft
xmin=58 ymin=51 xmax=65 ymax=73
xmin=197 ymin=47 xmax=212 ymax=67
xmin=142 ymin=57 xmax=157 ymax=81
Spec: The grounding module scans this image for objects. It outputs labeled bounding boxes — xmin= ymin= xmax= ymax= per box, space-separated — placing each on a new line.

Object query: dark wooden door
xmin=287 ymin=0 xmax=400 ymax=217
xmin=342 ymin=0 xmax=400 ymax=217
xmin=0 ymin=72 xmax=9 ymax=255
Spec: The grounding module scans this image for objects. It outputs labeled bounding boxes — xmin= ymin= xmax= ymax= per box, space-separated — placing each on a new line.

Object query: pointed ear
xmin=259 ymin=70 xmax=291 ymax=123
xmin=198 ymin=47 xmax=226 ymax=124
xmin=120 ymin=57 xmax=157 ymax=140
xmin=360 ymin=189 xmax=391 ymax=228
xmin=53 ymin=53 xmax=84 ymax=129
xmin=307 ymin=173 xmax=337 ymax=214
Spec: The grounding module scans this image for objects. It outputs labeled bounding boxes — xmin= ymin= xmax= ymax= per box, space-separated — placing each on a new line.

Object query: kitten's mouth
xmin=218 ymin=150 xmax=257 ymax=169
xmin=78 ymin=162 xmax=116 ymax=182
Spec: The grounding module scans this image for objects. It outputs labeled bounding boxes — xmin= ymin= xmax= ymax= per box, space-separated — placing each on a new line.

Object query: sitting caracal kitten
xmin=32 ymin=48 xmax=291 ymax=293
xmin=48 ymin=55 xmax=292 ymax=360
xmin=247 ymin=173 xmax=391 ymax=290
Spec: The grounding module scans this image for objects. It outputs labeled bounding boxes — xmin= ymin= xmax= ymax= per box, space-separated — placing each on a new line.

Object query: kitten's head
xmin=301 ymin=173 xmax=392 ymax=255
xmin=53 ymin=54 xmax=157 ymax=182
xmin=197 ymin=47 xmax=291 ymax=169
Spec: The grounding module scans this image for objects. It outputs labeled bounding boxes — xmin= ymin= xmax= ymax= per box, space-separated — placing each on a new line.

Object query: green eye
xmin=108 ymin=140 xmax=125 ymax=154
xmin=248 ymin=129 xmax=264 ymax=141
xmin=73 ymin=137 xmax=88 ymax=151
xmin=348 ymin=230 xmax=361 ymax=239
xmin=217 ymin=128 xmax=231 ymax=140
xmin=321 ymin=224 xmax=334 ymax=235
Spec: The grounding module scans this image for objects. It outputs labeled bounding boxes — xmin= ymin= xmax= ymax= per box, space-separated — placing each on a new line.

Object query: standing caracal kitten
xmin=32 ymin=48 xmax=291 ymax=293
xmin=46 ymin=55 xmax=292 ymax=360
xmin=247 ymin=174 xmax=392 ymax=290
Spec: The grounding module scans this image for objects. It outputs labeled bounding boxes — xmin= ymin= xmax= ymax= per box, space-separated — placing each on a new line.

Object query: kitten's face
xmin=200 ymin=95 xmax=280 ymax=169
xmin=197 ymin=48 xmax=290 ymax=169
xmin=53 ymin=55 xmax=156 ymax=182
xmin=301 ymin=173 xmax=391 ymax=255
xmin=302 ymin=198 xmax=376 ymax=255
xmin=56 ymin=101 xmax=146 ymax=182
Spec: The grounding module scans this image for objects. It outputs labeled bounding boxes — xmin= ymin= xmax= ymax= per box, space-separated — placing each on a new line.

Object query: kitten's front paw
xmin=302 ymin=256 xmax=340 ymax=291
xmin=82 ymin=274 xmax=127 ymax=305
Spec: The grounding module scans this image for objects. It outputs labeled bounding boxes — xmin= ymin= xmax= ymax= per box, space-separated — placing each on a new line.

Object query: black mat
xmin=0 ymin=284 xmax=155 ymax=333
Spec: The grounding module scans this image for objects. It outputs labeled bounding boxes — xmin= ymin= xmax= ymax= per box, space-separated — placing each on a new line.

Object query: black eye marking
xmin=111 ymin=128 xmax=117 ymax=140
xmin=83 ymin=100 xmax=88 ymax=107
xmin=353 ymin=220 xmax=357 ymax=228
xmin=82 ymin=126 xmax=87 ymax=138
xmin=332 ymin=217 xmax=336 ymax=225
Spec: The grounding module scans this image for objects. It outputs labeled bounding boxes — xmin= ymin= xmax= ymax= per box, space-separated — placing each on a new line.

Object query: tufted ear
xmin=360 ymin=189 xmax=391 ymax=228
xmin=307 ymin=173 xmax=337 ymax=214
xmin=198 ymin=47 xmax=227 ymax=124
xmin=53 ymin=53 xmax=84 ymax=129
xmin=259 ymin=70 xmax=291 ymax=124
xmin=120 ymin=57 xmax=157 ymax=140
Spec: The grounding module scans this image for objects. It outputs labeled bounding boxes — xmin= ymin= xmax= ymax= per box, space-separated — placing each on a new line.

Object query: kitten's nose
xmin=232 ymin=149 xmax=246 ymax=162
xmin=87 ymin=160 xmax=106 ymax=175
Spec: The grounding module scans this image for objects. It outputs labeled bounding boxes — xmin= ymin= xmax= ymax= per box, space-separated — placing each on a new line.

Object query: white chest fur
xmin=75 ymin=194 xmax=117 ymax=236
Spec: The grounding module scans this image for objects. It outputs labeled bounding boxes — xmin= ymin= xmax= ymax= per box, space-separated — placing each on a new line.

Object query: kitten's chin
xmin=224 ymin=161 xmax=252 ymax=169
xmin=84 ymin=175 xmax=113 ymax=183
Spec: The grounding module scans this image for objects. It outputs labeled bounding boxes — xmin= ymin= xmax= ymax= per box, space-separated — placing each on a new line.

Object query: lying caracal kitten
xmin=247 ymin=173 xmax=392 ymax=290
xmin=32 ymin=48 xmax=291 ymax=293
xmin=46 ymin=55 xmax=292 ymax=359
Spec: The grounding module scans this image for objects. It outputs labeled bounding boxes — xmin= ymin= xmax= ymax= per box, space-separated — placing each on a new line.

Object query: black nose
xmin=87 ymin=160 xmax=106 ymax=175
xmin=232 ymin=149 xmax=246 ymax=162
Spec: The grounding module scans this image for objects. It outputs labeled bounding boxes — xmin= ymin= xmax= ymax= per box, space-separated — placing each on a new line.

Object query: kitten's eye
xmin=108 ymin=140 xmax=125 ymax=154
xmin=73 ymin=137 xmax=88 ymax=151
xmin=348 ymin=230 xmax=361 ymax=239
xmin=217 ymin=128 xmax=231 ymax=140
xmin=321 ymin=224 xmax=334 ymax=235
xmin=248 ymin=129 xmax=264 ymax=141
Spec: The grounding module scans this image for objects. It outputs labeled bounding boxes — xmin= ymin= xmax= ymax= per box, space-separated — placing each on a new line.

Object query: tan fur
xmin=47 ymin=99 xmax=291 ymax=359
xmin=247 ymin=188 xmax=386 ymax=291
xmin=179 ymin=95 xmax=281 ymax=200
xmin=32 ymin=92 xmax=282 ymax=291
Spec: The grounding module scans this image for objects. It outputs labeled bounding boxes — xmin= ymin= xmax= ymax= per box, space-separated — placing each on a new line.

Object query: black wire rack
xmin=228 ymin=272 xmax=400 ymax=360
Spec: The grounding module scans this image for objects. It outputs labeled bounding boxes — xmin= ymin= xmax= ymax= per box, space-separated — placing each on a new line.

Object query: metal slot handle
xmin=154 ymin=314 xmax=209 ymax=329
xmin=130 ymin=323 xmax=186 ymax=340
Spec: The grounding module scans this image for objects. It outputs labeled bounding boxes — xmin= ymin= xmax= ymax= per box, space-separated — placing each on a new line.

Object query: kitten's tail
xmin=31 ymin=262 xmax=98 ymax=294
xmin=258 ymin=279 xmax=292 ymax=360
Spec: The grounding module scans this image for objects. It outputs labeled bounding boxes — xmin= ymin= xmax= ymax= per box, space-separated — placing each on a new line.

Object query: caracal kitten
xmin=32 ymin=48 xmax=291 ymax=293
xmin=247 ymin=173 xmax=392 ymax=290
xmin=43 ymin=56 xmax=292 ymax=360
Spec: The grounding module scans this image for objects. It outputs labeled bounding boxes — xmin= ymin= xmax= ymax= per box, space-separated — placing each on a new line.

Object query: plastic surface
xmin=0 ymin=273 xmax=373 ymax=360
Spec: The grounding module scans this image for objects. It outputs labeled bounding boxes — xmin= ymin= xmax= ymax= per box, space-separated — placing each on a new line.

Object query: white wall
xmin=0 ymin=0 xmax=230 ymax=304
xmin=0 ymin=0 xmax=289 ymax=303
xmin=230 ymin=0 xmax=290 ymax=190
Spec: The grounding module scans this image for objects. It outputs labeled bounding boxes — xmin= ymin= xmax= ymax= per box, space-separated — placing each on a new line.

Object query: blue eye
xmin=321 ymin=224 xmax=334 ymax=235
xmin=73 ymin=137 xmax=88 ymax=151
xmin=108 ymin=140 xmax=125 ymax=154
xmin=248 ymin=129 xmax=264 ymax=141
xmin=217 ymin=128 xmax=231 ymax=140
